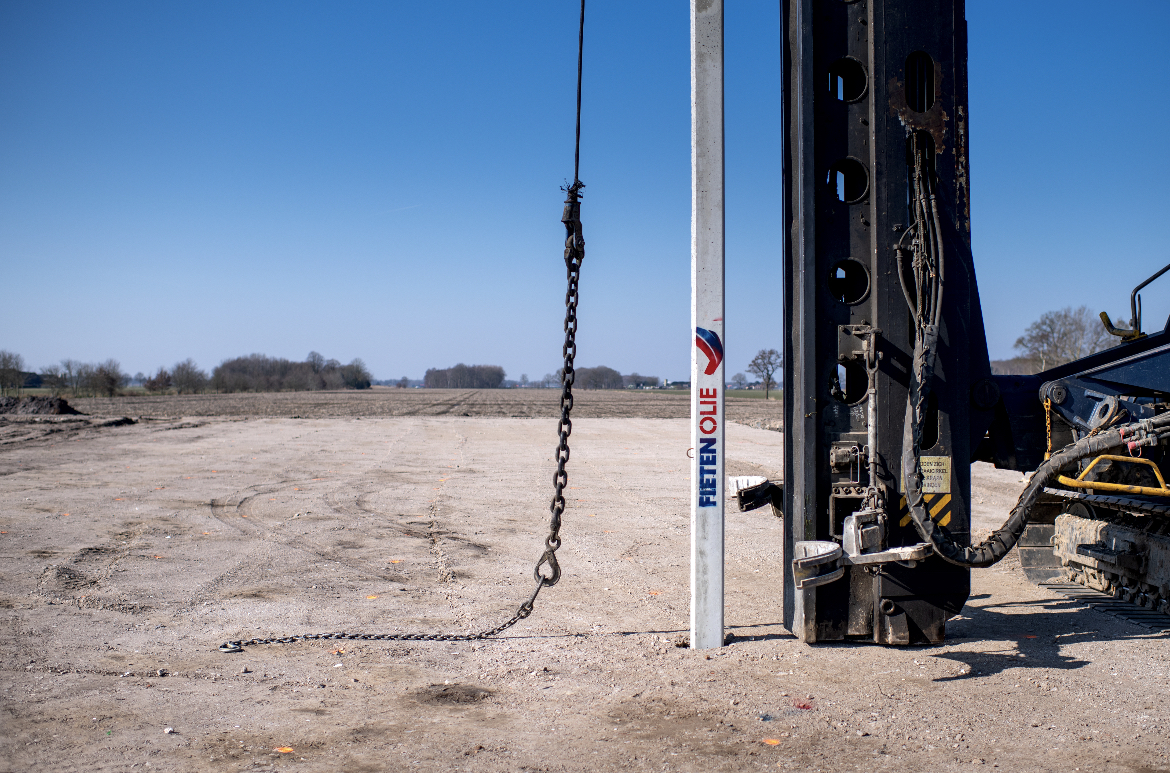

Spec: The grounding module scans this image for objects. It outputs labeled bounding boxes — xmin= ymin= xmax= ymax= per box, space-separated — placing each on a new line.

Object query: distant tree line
xmin=424 ymin=364 xmax=506 ymax=389
xmin=0 ymin=349 xmax=373 ymax=398
xmin=140 ymin=358 xmax=210 ymax=394
xmin=212 ymin=352 xmax=371 ymax=392
xmin=36 ymin=358 xmax=130 ymax=398
xmin=573 ymin=365 xmax=623 ymax=390
xmin=526 ymin=366 xmax=659 ymax=390
xmin=623 ymin=372 xmax=659 ymax=388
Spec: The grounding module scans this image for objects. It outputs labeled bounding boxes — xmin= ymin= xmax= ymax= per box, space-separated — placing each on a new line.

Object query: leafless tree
xmin=88 ymin=360 xmax=127 ymax=398
xmin=396 ymin=377 xmax=409 ymax=389
xmin=0 ymin=351 xmax=25 ymax=396
xmin=622 ymin=372 xmax=660 ymax=388
xmin=60 ymin=359 xmax=84 ymax=396
xmin=74 ymin=363 xmax=95 ymax=396
xmin=747 ymin=349 xmax=782 ymax=400
xmin=144 ymin=367 xmax=173 ymax=394
xmin=340 ymin=359 xmax=372 ymax=389
xmin=730 ymin=372 xmax=747 ymax=389
xmin=39 ymin=364 xmax=66 ymax=395
xmin=1013 ymin=305 xmax=1119 ymax=371
xmin=172 ymin=359 xmax=209 ymax=394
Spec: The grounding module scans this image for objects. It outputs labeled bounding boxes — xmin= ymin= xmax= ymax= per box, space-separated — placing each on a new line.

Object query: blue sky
xmin=2 ymin=1 xmax=1167 ymax=382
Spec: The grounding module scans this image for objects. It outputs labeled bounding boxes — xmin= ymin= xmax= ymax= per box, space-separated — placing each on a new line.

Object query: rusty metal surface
xmin=1051 ymin=511 xmax=1170 ymax=615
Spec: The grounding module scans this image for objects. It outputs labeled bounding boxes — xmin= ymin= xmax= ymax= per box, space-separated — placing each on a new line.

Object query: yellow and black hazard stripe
xmin=897 ymin=494 xmax=953 ymax=528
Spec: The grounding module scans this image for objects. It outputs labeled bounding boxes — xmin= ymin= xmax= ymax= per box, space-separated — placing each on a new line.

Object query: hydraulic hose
xmin=903 ymin=410 xmax=1170 ymax=568
xmin=896 ymin=131 xmax=1170 ymax=567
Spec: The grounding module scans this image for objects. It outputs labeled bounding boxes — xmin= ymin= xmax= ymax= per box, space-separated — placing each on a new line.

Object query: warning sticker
xmin=900 ymin=456 xmax=951 ymax=494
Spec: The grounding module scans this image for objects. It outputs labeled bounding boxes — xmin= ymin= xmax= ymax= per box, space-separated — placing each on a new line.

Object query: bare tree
xmin=172 ymin=359 xmax=209 ymax=394
xmin=1014 ymin=306 xmax=1118 ymax=371
xmin=74 ymin=363 xmax=95 ymax=396
xmin=0 ymin=351 xmax=25 ymax=396
xmin=730 ymin=372 xmax=747 ymax=389
xmin=396 ymin=377 xmax=409 ymax=388
xmin=747 ymin=349 xmax=782 ymax=400
xmin=144 ymin=367 xmax=173 ymax=394
xmin=60 ymin=359 xmax=84 ymax=396
xmin=623 ymin=372 xmax=660 ymax=388
xmin=92 ymin=360 xmax=127 ymax=397
xmin=39 ymin=364 xmax=66 ymax=395
xmin=340 ymin=359 xmax=372 ymax=389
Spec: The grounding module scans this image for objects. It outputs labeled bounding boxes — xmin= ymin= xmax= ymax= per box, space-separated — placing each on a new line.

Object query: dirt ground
xmin=68 ymin=387 xmax=784 ymax=428
xmin=1 ymin=392 xmax=1167 ymax=772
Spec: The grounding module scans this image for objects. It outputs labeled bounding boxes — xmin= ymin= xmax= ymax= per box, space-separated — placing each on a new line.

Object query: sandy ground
xmin=1 ymin=396 xmax=1167 ymax=772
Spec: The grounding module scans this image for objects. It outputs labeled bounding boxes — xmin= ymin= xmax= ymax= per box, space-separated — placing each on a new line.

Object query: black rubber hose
xmin=903 ymin=411 xmax=1170 ymax=568
xmin=893 ymin=133 xmax=1170 ymax=568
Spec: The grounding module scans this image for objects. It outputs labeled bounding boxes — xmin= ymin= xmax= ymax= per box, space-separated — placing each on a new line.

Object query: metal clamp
xmin=841 ymin=542 xmax=932 ymax=566
xmin=792 ymin=541 xmax=845 ymax=589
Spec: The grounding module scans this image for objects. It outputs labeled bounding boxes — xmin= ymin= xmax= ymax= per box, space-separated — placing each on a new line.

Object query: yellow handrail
xmin=1056 ymin=454 xmax=1170 ymax=498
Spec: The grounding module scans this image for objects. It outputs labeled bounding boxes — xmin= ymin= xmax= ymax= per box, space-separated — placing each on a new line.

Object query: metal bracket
xmin=842 ymin=543 xmax=933 ymax=566
xmin=1076 ymin=542 xmax=1146 ymax=572
xmin=792 ymin=541 xmax=845 ymax=590
xmin=729 ymin=475 xmax=771 ymax=511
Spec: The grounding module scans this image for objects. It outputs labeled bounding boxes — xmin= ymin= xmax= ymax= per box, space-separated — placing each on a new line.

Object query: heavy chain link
xmin=220 ymin=1 xmax=587 ymax=654
xmin=218 ymin=188 xmax=585 ymax=654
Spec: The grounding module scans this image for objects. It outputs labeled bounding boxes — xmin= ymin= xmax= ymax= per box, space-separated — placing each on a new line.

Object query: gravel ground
xmin=0 ymin=396 xmax=1166 ymax=772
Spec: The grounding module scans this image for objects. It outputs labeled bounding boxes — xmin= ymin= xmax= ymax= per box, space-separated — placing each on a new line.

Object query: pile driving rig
xmin=733 ymin=0 xmax=1170 ymax=644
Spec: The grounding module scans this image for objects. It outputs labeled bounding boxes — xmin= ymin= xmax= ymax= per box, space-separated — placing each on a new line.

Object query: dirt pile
xmin=0 ymin=396 xmax=83 ymax=415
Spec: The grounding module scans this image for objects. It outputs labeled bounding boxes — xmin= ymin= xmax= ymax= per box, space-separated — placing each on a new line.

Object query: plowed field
xmin=70 ymin=387 xmax=783 ymax=427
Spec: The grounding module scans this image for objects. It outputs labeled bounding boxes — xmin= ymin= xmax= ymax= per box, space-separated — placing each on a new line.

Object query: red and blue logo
xmin=695 ymin=327 xmax=723 ymax=376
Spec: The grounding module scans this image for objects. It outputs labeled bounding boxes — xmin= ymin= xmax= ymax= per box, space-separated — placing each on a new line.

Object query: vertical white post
xmin=690 ymin=0 xmax=725 ymax=650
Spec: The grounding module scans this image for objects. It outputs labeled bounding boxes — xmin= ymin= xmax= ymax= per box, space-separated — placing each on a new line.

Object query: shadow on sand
xmin=930 ymin=591 xmax=1168 ymax=681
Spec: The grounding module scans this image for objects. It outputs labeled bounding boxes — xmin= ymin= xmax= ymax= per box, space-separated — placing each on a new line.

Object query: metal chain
xmin=218 ymin=192 xmax=584 ymax=654
xmin=219 ymin=3 xmax=586 ymax=655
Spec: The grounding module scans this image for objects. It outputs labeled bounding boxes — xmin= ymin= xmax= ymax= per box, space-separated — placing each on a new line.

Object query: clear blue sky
xmin=3 ymin=1 xmax=1167 ymax=382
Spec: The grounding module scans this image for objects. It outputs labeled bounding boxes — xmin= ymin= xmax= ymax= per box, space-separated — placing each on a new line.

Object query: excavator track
xmin=1019 ymin=487 xmax=1170 ymax=624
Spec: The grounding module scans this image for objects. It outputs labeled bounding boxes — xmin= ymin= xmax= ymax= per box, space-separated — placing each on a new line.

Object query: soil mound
xmin=0 ymin=396 xmax=84 ymax=415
